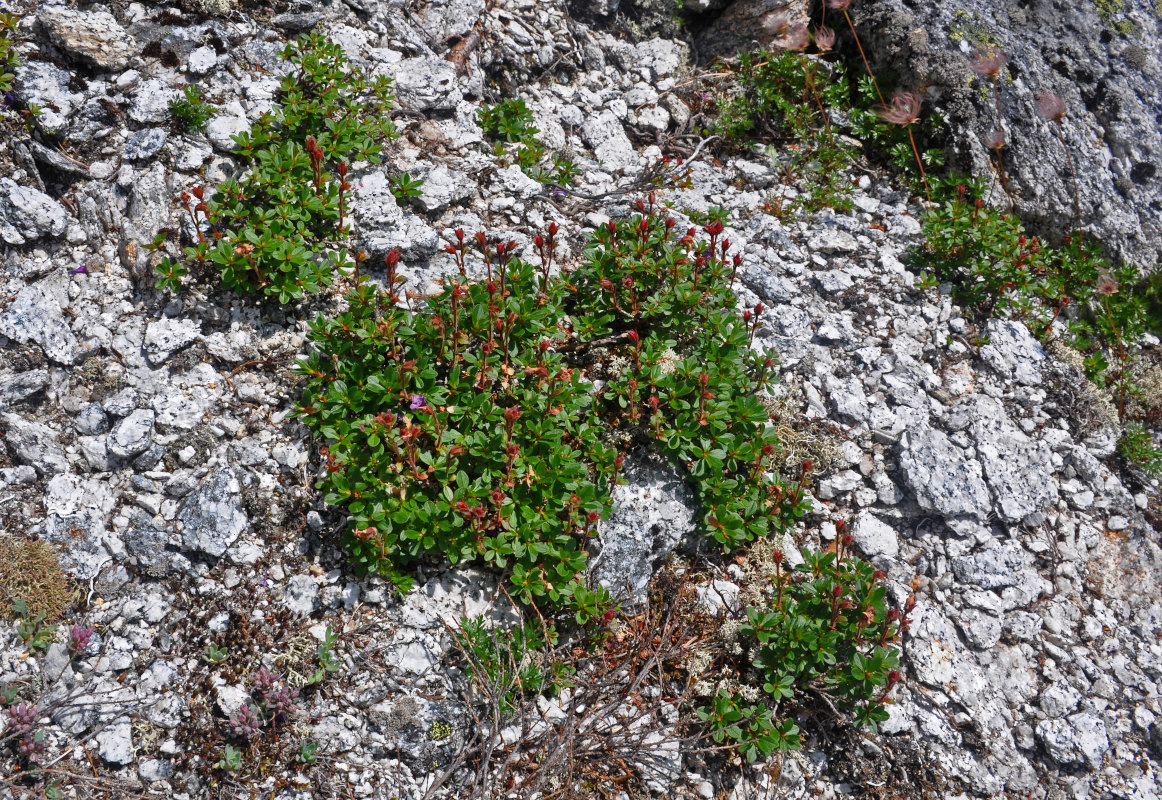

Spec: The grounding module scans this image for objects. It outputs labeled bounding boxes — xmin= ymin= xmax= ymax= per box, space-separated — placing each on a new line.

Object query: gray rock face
xmin=581 ymin=109 xmax=636 ymax=170
xmin=0 ymin=279 xmax=79 ymax=365
xmin=3 ymin=412 xmax=69 ymax=475
xmin=129 ymin=79 xmax=179 ymax=124
xmin=13 ymin=60 xmax=84 ymax=133
xmin=851 ymin=511 xmax=899 ymax=559
xmin=122 ymin=128 xmax=169 ymax=162
xmin=108 ymin=409 xmax=155 ymax=460
xmin=284 ymin=575 xmax=319 ymax=616
xmin=38 ymin=8 xmax=136 ymax=71
xmin=980 ymin=320 xmax=1045 ymax=386
xmin=127 ymin=164 xmax=173 ymax=241
xmin=0 ymin=178 xmax=69 ymax=245
xmin=42 ymin=474 xmax=118 ymax=579
xmin=392 ymin=57 xmax=462 ymax=112
xmin=951 ymin=541 xmax=1039 ymax=592
xmin=856 ymin=0 xmax=1162 ymax=268
xmin=0 ymin=369 xmax=49 ymax=409
xmin=413 ymin=164 xmax=473 ymax=213
xmin=178 ymin=469 xmax=248 ymax=558
xmin=352 ymin=171 xmax=441 ymax=260
xmin=965 ymin=396 xmax=1058 ymax=522
xmin=75 ymin=402 xmax=110 ymax=436
xmin=694 ymin=0 xmax=811 ymax=62
xmin=206 ymin=114 xmax=249 ymax=152
xmin=96 ymin=717 xmax=135 ymax=765
xmin=1036 ymin=713 xmax=1110 ymax=769
xmin=898 ymin=423 xmax=992 ymax=520
xmin=143 ymin=318 xmax=201 ymax=366
xmin=589 ymin=454 xmax=696 ymax=603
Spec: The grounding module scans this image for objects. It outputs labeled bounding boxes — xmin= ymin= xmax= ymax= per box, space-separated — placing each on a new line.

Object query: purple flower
xmin=69 ymin=625 xmax=96 ymax=654
xmin=251 ymin=666 xmax=278 ymax=693
xmin=262 ymin=684 xmax=299 ymax=720
xmin=409 ymin=394 xmax=427 ymax=410
xmin=229 ymin=703 xmax=262 ymax=739
xmin=2 ymin=91 xmax=15 ymax=108
xmin=7 ymin=701 xmax=36 ymax=735
xmin=69 ymin=264 xmax=89 ymax=275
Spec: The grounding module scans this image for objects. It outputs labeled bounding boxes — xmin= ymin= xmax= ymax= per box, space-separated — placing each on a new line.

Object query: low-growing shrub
xmin=916 ymin=190 xmax=1154 ymax=415
xmin=695 ymin=539 xmax=903 ymax=761
xmin=156 ymin=32 xmax=397 ymax=301
xmin=1119 ymin=422 xmax=1162 ymax=477
xmin=297 ymin=197 xmax=810 ymax=619
xmin=477 ymin=98 xmax=577 ymax=186
xmin=0 ymin=12 xmax=19 ymax=96
xmin=169 ymin=84 xmax=214 ymax=133
xmin=453 ymin=616 xmax=570 ymax=717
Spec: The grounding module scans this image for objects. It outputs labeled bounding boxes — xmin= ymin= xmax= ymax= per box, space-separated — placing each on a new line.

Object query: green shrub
xmin=477 ymin=98 xmax=577 ymax=187
xmin=296 ymin=199 xmax=810 ymax=619
xmin=452 ymin=616 xmax=570 ymax=717
xmin=1119 ymin=422 xmax=1162 ymax=477
xmin=698 ymin=542 xmax=903 ymax=761
xmin=916 ymin=193 xmax=1153 ymax=409
xmin=477 ymin=98 xmax=537 ymax=143
xmin=297 ymin=233 xmax=618 ymax=617
xmin=156 ymin=32 xmax=397 ymax=302
xmin=716 ymin=48 xmax=856 ymax=213
xmin=571 ymin=200 xmax=809 ymax=552
xmin=0 ymin=12 xmax=19 ymax=96
xmin=169 ymin=85 xmax=214 ymax=133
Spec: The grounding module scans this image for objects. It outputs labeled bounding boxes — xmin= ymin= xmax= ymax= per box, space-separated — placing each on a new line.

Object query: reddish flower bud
xmin=548 ymin=221 xmax=558 ymax=236
xmin=504 ymin=406 xmax=522 ymax=423
xmin=587 ymin=511 xmax=600 ymax=523
xmin=627 ymin=329 xmax=640 ymax=344
xmin=535 ymin=234 xmax=544 ymax=248
xmin=385 ymin=249 xmax=400 ymax=268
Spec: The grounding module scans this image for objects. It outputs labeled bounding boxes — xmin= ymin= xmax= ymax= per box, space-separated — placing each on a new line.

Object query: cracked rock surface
xmin=0 ymin=1 xmax=1158 ymax=799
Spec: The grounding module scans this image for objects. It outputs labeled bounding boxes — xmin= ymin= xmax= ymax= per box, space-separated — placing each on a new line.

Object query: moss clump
xmin=0 ymin=538 xmax=72 ymax=623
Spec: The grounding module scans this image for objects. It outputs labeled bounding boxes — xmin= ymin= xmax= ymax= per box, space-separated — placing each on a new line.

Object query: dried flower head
xmin=760 ymin=10 xmax=791 ymax=35
xmin=775 ymin=23 xmax=811 ymax=52
xmin=814 ymin=25 xmax=837 ymax=52
xmin=984 ymin=127 xmax=1006 ymax=150
xmin=826 ymin=0 xmax=852 ymax=8
xmin=970 ymin=49 xmax=1008 ymax=77
xmin=878 ymin=89 xmax=922 ymax=126
xmin=1034 ymin=91 xmax=1067 ymax=121
xmin=1096 ymin=271 xmax=1119 ymax=296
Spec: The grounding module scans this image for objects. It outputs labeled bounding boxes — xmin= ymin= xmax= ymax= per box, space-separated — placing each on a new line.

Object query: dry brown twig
xmin=421 ymin=582 xmax=739 ymax=800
